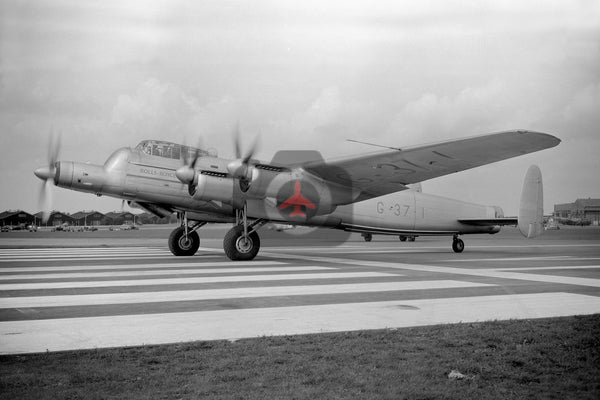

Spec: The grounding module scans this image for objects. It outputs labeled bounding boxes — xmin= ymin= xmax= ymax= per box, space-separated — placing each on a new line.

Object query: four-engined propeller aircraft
xmin=34 ymin=130 xmax=560 ymax=260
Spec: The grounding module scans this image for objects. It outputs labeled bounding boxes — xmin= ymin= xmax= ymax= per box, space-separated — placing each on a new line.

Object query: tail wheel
xmin=223 ymin=225 xmax=260 ymax=261
xmin=168 ymin=226 xmax=200 ymax=256
xmin=452 ymin=238 xmax=464 ymax=253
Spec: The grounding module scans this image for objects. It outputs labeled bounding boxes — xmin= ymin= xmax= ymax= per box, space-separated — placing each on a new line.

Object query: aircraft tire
xmin=223 ymin=225 xmax=260 ymax=261
xmin=399 ymin=235 xmax=407 ymax=242
xmin=452 ymin=238 xmax=464 ymax=253
xmin=362 ymin=233 xmax=372 ymax=242
xmin=168 ymin=227 xmax=200 ymax=256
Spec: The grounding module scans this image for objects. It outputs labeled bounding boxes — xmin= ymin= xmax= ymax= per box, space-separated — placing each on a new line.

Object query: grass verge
xmin=1 ymin=315 xmax=599 ymax=399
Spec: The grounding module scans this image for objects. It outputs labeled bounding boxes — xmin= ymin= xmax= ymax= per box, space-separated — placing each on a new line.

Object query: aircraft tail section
xmin=518 ymin=165 xmax=544 ymax=238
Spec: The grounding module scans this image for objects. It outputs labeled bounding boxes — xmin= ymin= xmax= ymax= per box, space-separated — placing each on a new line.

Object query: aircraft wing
xmin=303 ymin=130 xmax=560 ymax=200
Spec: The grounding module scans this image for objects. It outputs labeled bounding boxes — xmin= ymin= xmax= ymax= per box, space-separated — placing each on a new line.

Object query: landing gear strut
xmin=168 ymin=213 xmax=206 ymax=256
xmin=223 ymin=204 xmax=265 ymax=261
xmin=452 ymin=235 xmax=464 ymax=253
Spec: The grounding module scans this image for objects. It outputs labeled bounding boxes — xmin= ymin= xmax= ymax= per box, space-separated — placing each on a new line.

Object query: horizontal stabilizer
xmin=458 ymin=218 xmax=517 ymax=226
xmin=518 ymin=165 xmax=544 ymax=238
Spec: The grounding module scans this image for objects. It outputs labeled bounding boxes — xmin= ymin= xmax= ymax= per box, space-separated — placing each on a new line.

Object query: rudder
xmin=518 ymin=165 xmax=544 ymax=238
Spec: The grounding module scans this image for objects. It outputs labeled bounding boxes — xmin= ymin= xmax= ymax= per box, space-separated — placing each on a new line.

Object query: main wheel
xmin=399 ymin=235 xmax=407 ymax=242
xmin=223 ymin=225 xmax=260 ymax=261
xmin=452 ymin=238 xmax=464 ymax=253
xmin=168 ymin=227 xmax=200 ymax=256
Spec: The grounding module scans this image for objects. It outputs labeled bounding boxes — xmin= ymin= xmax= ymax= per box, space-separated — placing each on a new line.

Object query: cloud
xmin=562 ymin=82 xmax=600 ymax=136
xmin=110 ymin=78 xmax=240 ymax=153
xmin=385 ymin=79 xmax=541 ymax=146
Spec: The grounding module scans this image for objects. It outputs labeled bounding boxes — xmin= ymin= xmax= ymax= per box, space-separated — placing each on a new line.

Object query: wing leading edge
xmin=303 ymin=130 xmax=560 ymax=201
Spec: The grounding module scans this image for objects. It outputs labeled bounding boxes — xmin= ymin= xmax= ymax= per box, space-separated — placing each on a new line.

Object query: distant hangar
xmin=0 ymin=210 xmax=173 ymax=228
xmin=553 ymin=198 xmax=600 ymax=224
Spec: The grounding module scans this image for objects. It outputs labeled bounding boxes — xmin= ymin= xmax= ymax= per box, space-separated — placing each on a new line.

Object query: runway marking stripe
xmin=441 ymin=256 xmax=600 ymax=262
xmin=0 ymin=256 xmax=190 ymax=263
xmin=0 ymin=254 xmax=172 ymax=260
xmin=2 ymin=292 xmax=599 ymax=354
xmin=0 ymin=272 xmax=399 ymax=290
xmin=0 ymin=261 xmax=286 ymax=273
xmin=0 ymin=280 xmax=493 ymax=309
xmin=0 ymin=251 xmax=168 ymax=256
xmin=265 ymin=253 xmax=600 ymax=288
xmin=0 ymin=247 xmax=164 ymax=253
xmin=383 ymin=263 xmax=600 ymax=288
xmin=263 ymin=244 xmax=600 ymax=253
xmin=495 ymin=265 xmax=600 ymax=271
xmin=0 ymin=250 xmax=167 ymax=255
xmin=0 ymin=266 xmax=332 ymax=280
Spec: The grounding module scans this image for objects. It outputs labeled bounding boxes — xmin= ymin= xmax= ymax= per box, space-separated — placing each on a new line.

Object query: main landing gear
xmin=168 ymin=213 xmax=206 ymax=256
xmin=223 ymin=204 xmax=265 ymax=261
xmin=452 ymin=235 xmax=464 ymax=253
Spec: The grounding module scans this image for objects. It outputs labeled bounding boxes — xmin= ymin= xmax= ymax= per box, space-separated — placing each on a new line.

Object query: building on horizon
xmin=0 ymin=210 xmax=35 ymax=227
xmin=71 ymin=211 xmax=105 ymax=226
xmin=553 ymin=198 xmax=600 ymax=225
xmin=32 ymin=211 xmax=75 ymax=227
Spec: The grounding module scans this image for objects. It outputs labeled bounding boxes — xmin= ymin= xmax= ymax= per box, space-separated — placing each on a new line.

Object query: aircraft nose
xmin=34 ymin=166 xmax=54 ymax=181
xmin=175 ymin=166 xmax=195 ymax=184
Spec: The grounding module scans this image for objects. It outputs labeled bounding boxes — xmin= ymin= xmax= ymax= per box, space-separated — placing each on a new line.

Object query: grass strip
xmin=1 ymin=314 xmax=599 ymax=399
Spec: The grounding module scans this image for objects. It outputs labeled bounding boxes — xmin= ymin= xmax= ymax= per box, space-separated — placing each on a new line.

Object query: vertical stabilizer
xmin=518 ymin=165 xmax=544 ymax=238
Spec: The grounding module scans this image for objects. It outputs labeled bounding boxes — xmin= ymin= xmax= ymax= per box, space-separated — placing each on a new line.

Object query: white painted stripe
xmin=263 ymin=243 xmax=600 ymax=252
xmin=0 ymin=250 xmax=167 ymax=256
xmin=0 ymin=266 xmax=330 ymax=280
xmin=2 ymin=292 xmax=598 ymax=354
xmin=0 ymin=260 xmax=285 ymax=273
xmin=0 ymin=256 xmax=183 ymax=263
xmin=0 ymin=253 xmax=171 ymax=259
xmin=0 ymin=249 xmax=165 ymax=255
xmin=0 ymin=272 xmax=398 ymax=290
xmin=0 ymin=247 xmax=162 ymax=252
xmin=0 ymin=280 xmax=492 ymax=309
xmin=266 ymin=253 xmax=600 ymax=288
xmin=441 ymin=256 xmax=600 ymax=262
xmin=375 ymin=263 xmax=600 ymax=288
xmin=495 ymin=265 xmax=600 ymax=271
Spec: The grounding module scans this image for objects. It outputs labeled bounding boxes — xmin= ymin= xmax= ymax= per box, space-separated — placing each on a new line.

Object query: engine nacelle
xmin=54 ymin=161 xmax=107 ymax=194
xmin=191 ymin=174 xmax=244 ymax=208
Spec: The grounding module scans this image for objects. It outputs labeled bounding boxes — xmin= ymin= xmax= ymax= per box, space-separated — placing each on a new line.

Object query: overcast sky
xmin=1 ymin=0 xmax=599 ymax=215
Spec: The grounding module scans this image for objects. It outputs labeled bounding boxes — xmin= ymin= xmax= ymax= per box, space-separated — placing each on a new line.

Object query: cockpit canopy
xmin=135 ymin=140 xmax=215 ymax=161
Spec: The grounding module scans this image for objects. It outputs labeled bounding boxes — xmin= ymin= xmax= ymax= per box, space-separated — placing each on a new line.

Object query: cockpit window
xmin=135 ymin=140 xmax=210 ymax=160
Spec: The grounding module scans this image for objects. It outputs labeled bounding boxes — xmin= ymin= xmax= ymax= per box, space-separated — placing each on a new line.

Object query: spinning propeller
xmin=34 ymin=132 xmax=61 ymax=222
xmin=175 ymin=138 xmax=203 ymax=195
xmin=175 ymin=124 xmax=260 ymax=193
xmin=227 ymin=123 xmax=259 ymax=190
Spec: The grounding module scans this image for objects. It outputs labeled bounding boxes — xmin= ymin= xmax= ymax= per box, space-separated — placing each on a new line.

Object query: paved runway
xmin=1 ymin=232 xmax=600 ymax=354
